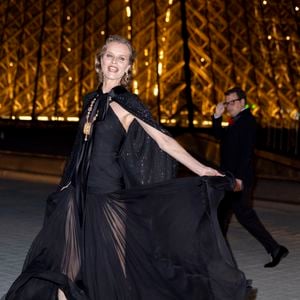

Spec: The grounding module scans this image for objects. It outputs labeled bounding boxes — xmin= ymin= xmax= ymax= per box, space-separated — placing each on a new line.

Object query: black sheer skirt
xmin=5 ymin=176 xmax=247 ymax=300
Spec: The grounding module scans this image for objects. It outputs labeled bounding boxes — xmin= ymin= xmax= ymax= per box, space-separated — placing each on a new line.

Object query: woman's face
xmin=101 ymin=41 xmax=131 ymax=83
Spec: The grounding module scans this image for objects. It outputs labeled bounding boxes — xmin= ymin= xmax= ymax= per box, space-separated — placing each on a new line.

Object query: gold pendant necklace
xmin=83 ymin=97 xmax=99 ymax=141
xmin=83 ymin=122 xmax=92 ymax=136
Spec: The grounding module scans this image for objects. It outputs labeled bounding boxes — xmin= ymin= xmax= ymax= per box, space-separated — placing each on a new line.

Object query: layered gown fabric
xmin=5 ymin=86 xmax=248 ymax=300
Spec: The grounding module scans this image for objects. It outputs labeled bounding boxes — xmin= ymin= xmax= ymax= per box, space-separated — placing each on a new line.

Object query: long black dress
xmin=5 ymin=86 xmax=247 ymax=300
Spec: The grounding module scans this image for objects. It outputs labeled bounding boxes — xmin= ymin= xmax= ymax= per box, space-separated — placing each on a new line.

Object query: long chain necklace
xmin=83 ymin=97 xmax=99 ymax=141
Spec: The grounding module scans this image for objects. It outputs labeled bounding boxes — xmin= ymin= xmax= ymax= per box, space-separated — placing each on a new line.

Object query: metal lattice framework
xmin=0 ymin=0 xmax=299 ymax=128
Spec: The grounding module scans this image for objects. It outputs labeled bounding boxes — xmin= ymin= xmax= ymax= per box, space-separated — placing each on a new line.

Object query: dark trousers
xmin=218 ymin=186 xmax=279 ymax=254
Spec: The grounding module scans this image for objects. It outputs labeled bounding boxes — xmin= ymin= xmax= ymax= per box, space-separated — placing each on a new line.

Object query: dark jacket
xmin=212 ymin=108 xmax=257 ymax=186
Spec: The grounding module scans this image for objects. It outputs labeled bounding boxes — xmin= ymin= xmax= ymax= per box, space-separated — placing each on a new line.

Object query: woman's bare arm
xmin=110 ymin=101 xmax=221 ymax=177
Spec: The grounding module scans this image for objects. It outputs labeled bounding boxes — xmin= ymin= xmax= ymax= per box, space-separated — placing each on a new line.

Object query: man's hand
xmin=234 ymin=178 xmax=243 ymax=192
xmin=214 ymin=102 xmax=225 ymax=118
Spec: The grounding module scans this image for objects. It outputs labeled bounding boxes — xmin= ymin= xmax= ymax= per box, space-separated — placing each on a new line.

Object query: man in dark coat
xmin=212 ymin=86 xmax=288 ymax=268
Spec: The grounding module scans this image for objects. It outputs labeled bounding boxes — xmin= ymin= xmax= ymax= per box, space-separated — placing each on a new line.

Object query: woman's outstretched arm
xmin=110 ymin=101 xmax=221 ymax=177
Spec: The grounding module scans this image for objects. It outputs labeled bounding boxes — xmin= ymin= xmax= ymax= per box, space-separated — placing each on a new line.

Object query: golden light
xmin=133 ymin=80 xmax=139 ymax=94
xmin=165 ymin=9 xmax=171 ymax=23
xmin=290 ymin=109 xmax=300 ymax=120
xmin=51 ymin=116 xmax=65 ymax=121
xmin=158 ymin=62 xmax=163 ymax=75
xmin=67 ymin=117 xmax=79 ymax=122
xmin=202 ymin=120 xmax=212 ymax=126
xmin=37 ymin=116 xmax=49 ymax=121
xmin=19 ymin=116 xmax=32 ymax=121
xmin=126 ymin=6 xmax=131 ymax=18
xmin=153 ymin=84 xmax=158 ymax=96
xmin=159 ymin=50 xmax=164 ymax=59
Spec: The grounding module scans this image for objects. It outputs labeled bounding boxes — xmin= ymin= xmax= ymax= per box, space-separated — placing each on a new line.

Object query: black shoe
xmin=264 ymin=245 xmax=289 ymax=268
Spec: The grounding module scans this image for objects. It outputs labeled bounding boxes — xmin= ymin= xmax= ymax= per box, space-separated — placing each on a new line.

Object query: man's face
xmin=224 ymin=92 xmax=244 ymax=117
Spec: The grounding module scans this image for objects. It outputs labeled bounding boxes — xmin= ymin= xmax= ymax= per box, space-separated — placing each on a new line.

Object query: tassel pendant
xmin=83 ymin=121 xmax=92 ymax=136
xmin=83 ymin=122 xmax=92 ymax=141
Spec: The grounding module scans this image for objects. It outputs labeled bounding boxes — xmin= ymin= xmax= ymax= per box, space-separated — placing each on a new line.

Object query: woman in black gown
xmin=5 ymin=35 xmax=247 ymax=300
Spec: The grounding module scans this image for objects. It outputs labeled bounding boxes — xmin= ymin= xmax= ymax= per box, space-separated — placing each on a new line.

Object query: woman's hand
xmin=200 ymin=167 xmax=223 ymax=177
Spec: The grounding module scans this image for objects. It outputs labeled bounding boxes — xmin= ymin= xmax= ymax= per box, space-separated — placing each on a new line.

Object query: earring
xmin=124 ymin=71 xmax=129 ymax=83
